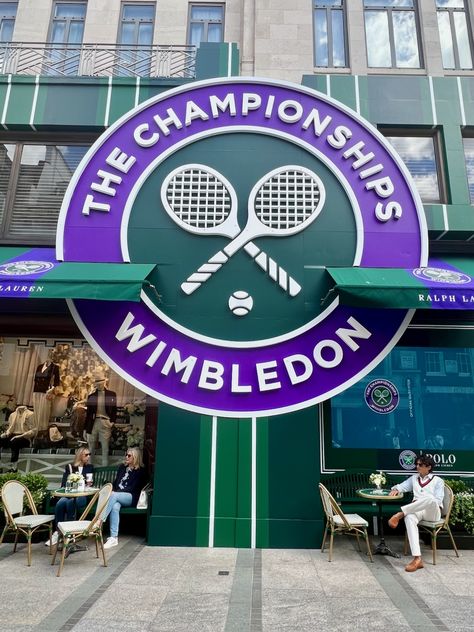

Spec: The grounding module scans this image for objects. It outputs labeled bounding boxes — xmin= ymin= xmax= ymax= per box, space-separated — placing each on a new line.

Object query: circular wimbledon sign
xmin=57 ymin=77 xmax=427 ymax=417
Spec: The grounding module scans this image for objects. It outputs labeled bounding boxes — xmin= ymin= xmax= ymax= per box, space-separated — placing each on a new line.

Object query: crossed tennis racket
xmin=160 ymin=164 xmax=326 ymax=297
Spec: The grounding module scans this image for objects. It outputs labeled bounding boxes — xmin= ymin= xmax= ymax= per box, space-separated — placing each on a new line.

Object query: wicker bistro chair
xmin=51 ymin=483 xmax=113 ymax=577
xmin=0 ymin=480 xmax=54 ymax=566
xmin=319 ymin=483 xmax=373 ymax=562
xmin=403 ymin=485 xmax=460 ymax=564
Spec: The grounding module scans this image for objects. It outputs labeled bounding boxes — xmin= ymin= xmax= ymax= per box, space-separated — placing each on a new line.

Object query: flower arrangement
xmin=369 ymin=471 xmax=387 ymax=489
xmin=67 ymin=473 xmax=84 ymax=485
xmin=126 ymin=426 xmax=144 ymax=449
xmin=124 ymin=400 xmax=146 ymax=416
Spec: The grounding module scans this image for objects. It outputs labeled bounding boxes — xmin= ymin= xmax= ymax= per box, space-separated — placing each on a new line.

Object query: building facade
xmin=0 ymin=1 xmax=473 ymax=548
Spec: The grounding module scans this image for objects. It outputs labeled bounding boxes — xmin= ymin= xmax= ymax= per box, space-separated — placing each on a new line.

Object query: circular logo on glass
xmin=399 ymin=449 xmax=417 ymax=470
xmin=57 ymin=78 xmax=427 ymax=417
xmin=412 ymin=267 xmax=471 ymax=284
xmin=0 ymin=261 xmax=54 ymax=276
xmin=365 ymin=379 xmax=399 ymax=414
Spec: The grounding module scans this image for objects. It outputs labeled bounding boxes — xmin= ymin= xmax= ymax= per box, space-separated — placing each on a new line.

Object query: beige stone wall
xmin=252 ymin=1 xmax=314 ymax=82
xmin=14 ymin=0 xmax=51 ymax=42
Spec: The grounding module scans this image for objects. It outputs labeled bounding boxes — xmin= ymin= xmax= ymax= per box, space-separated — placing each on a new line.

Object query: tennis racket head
xmin=248 ymin=165 xmax=326 ymax=237
xmin=160 ymin=164 xmax=240 ymax=238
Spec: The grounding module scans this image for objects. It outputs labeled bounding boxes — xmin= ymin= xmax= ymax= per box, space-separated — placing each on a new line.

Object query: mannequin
xmin=33 ymin=352 xmax=60 ymax=431
xmin=0 ymin=405 xmax=36 ymax=471
xmin=85 ymin=370 xmax=117 ymax=466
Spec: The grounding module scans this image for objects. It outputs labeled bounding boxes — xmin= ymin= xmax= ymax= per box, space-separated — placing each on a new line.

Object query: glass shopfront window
xmin=322 ymin=343 xmax=474 ymax=473
xmin=0 ymin=337 xmax=148 ymax=464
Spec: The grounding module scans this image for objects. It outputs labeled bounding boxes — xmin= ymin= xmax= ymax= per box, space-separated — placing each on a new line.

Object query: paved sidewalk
xmin=0 ymin=534 xmax=473 ymax=632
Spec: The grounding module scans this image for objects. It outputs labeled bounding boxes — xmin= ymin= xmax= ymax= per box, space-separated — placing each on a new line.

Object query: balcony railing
xmin=0 ymin=42 xmax=197 ymax=79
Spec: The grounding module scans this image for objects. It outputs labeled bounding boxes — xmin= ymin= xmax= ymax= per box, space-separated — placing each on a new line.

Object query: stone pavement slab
xmin=0 ymin=534 xmax=472 ymax=631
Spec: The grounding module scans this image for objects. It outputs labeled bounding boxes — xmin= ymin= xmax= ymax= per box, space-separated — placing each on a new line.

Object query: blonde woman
xmin=103 ymin=447 xmax=147 ymax=549
xmin=45 ymin=446 xmax=94 ymax=546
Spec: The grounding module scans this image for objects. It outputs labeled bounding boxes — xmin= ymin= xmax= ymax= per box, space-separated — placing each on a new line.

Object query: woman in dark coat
xmin=45 ymin=446 xmax=94 ymax=546
xmin=102 ymin=447 xmax=146 ymax=549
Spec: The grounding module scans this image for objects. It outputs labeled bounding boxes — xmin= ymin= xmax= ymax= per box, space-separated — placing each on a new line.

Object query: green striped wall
xmin=148 ymin=404 xmax=322 ymax=548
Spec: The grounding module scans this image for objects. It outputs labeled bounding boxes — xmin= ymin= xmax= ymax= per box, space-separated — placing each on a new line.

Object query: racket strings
xmin=254 ymin=171 xmax=321 ymax=229
xmin=167 ymin=169 xmax=232 ymax=228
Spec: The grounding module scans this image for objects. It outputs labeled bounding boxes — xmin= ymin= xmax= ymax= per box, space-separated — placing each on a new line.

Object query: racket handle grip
xmin=245 ymin=242 xmax=301 ymax=297
xmin=181 ymin=251 xmax=228 ymax=295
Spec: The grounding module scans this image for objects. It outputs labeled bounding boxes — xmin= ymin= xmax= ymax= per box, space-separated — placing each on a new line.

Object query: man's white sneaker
xmin=45 ymin=531 xmax=58 ymax=547
xmin=104 ymin=537 xmax=118 ymax=549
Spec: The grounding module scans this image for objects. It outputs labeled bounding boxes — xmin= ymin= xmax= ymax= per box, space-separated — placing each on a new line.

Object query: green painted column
xmin=148 ymin=404 xmax=324 ymax=549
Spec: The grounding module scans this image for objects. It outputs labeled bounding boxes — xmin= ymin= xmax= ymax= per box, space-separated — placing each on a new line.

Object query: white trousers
xmin=33 ymin=392 xmax=51 ymax=431
xmin=402 ymin=497 xmax=441 ymax=556
xmin=87 ymin=418 xmax=113 ymax=466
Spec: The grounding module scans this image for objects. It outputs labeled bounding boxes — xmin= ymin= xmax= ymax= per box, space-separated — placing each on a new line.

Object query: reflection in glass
xmin=314 ymin=1 xmax=346 ymax=67
xmin=330 ymin=346 xmax=474 ymax=452
xmin=364 ymin=1 xmax=421 ymax=68
xmin=365 ymin=11 xmax=391 ymax=67
xmin=462 ymin=137 xmax=474 ymax=204
xmin=393 ymin=11 xmax=420 ymax=67
xmin=454 ymin=12 xmax=473 ymax=68
xmin=386 ymin=136 xmax=441 ymax=203
xmin=436 ymin=0 xmax=473 ymax=69
xmin=1 ymin=143 xmax=89 ymax=240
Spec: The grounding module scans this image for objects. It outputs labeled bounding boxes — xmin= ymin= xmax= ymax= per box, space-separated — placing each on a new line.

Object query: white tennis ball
xmin=228 ymin=290 xmax=254 ymax=316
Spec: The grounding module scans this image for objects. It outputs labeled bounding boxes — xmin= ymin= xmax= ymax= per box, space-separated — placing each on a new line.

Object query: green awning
xmin=326 ymin=257 xmax=474 ymax=310
xmin=0 ymin=247 xmax=156 ymax=302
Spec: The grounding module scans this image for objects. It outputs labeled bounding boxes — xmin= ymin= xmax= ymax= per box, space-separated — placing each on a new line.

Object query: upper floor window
xmin=188 ymin=4 xmax=224 ymax=47
xmin=364 ymin=0 xmax=421 ymax=69
xmin=119 ymin=4 xmax=155 ymax=46
xmin=436 ymin=0 xmax=473 ymax=70
xmin=0 ymin=141 xmax=90 ymax=244
xmin=0 ymin=2 xmax=17 ymax=42
xmin=313 ymin=1 xmax=347 ymax=68
xmin=462 ymin=135 xmax=474 ymax=203
xmin=49 ymin=2 xmax=86 ymax=46
xmin=384 ymin=133 xmax=443 ymax=203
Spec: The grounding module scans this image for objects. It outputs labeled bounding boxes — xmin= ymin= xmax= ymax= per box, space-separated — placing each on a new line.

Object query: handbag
xmin=137 ymin=483 xmax=151 ymax=509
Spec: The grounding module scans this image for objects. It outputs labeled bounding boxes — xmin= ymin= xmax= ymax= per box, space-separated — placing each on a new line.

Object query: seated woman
xmin=45 ymin=446 xmax=94 ymax=546
xmin=102 ymin=447 xmax=147 ymax=549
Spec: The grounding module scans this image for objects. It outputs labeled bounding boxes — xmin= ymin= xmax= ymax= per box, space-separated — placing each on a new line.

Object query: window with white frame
xmin=363 ymin=0 xmax=421 ymax=68
xmin=188 ymin=4 xmax=224 ymax=47
xmin=313 ymin=0 xmax=347 ymax=68
xmin=384 ymin=133 xmax=443 ymax=203
xmin=425 ymin=351 xmax=445 ymax=376
xmin=456 ymin=352 xmax=471 ymax=376
xmin=463 ymin=135 xmax=474 ymax=203
xmin=0 ymin=141 xmax=90 ymax=243
xmin=436 ymin=0 xmax=473 ymax=70
xmin=0 ymin=2 xmax=16 ymax=42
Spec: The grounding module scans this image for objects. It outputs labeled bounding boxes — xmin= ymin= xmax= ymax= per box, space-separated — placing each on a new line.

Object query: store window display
xmin=33 ymin=351 xmax=60 ymax=431
xmin=0 ymin=339 xmax=147 ymax=466
xmin=85 ymin=370 xmax=117 ymax=466
xmin=0 ymin=405 xmax=36 ymax=471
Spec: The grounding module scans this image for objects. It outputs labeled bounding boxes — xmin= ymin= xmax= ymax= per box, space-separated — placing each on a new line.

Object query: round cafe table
xmin=52 ymin=487 xmax=98 ymax=499
xmin=357 ymin=488 xmax=403 ymax=558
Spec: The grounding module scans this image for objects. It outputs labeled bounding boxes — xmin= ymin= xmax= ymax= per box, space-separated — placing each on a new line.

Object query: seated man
xmin=388 ymin=455 xmax=444 ymax=572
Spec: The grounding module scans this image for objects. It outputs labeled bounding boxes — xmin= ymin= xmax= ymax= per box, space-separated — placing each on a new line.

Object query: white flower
xmin=67 ymin=473 xmax=84 ymax=484
xmin=369 ymin=471 xmax=387 ymax=487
